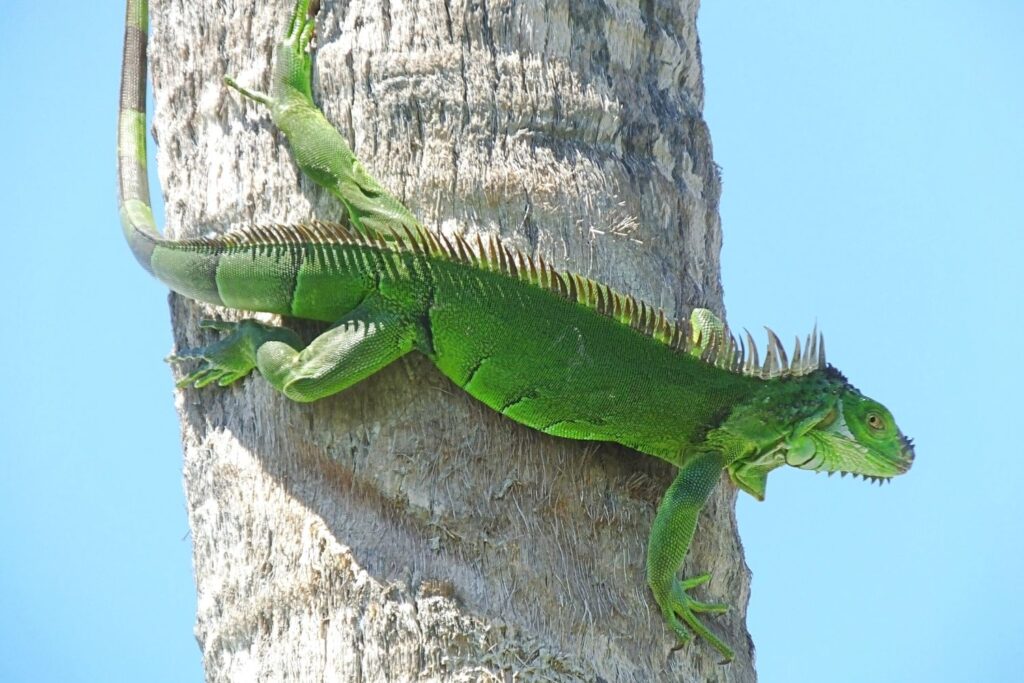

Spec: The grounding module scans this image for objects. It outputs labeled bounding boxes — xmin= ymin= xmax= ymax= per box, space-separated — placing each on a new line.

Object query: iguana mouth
xmin=897 ymin=434 xmax=916 ymax=472
xmin=819 ymin=435 xmax=913 ymax=483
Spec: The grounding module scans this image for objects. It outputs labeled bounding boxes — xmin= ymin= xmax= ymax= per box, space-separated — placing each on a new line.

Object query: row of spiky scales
xmin=173 ymin=218 xmax=826 ymax=381
xmin=822 ymin=470 xmax=901 ymax=486
xmin=118 ymin=0 xmax=821 ymax=385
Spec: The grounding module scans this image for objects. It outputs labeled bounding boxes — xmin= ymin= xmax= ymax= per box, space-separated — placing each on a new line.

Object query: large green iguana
xmin=118 ymin=0 xmax=914 ymax=661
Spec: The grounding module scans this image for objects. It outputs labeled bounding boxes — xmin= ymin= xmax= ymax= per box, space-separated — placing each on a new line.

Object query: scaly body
xmin=118 ymin=0 xmax=914 ymax=661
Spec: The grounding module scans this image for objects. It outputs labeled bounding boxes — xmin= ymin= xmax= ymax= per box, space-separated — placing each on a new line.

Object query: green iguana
xmin=118 ymin=0 xmax=914 ymax=661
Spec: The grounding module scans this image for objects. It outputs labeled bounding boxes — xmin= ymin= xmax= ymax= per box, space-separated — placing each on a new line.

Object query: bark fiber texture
xmin=150 ymin=0 xmax=756 ymax=680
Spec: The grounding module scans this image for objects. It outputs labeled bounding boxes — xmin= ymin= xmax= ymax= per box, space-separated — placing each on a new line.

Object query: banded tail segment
xmin=116 ymin=0 xmax=226 ymax=306
xmin=118 ymin=0 xmax=159 ymax=273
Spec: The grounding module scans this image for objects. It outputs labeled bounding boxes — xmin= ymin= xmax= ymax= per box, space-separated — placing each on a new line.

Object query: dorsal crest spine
xmin=176 ymin=220 xmax=825 ymax=379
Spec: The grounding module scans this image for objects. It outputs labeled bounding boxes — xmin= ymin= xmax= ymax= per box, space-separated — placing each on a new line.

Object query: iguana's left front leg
xmin=647 ymin=450 xmax=734 ymax=662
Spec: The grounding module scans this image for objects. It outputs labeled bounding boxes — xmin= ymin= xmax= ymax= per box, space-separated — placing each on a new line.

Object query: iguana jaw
xmin=785 ymin=400 xmax=914 ymax=481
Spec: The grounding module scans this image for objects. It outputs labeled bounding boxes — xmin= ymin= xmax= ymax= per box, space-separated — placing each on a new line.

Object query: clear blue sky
xmin=0 ymin=2 xmax=1019 ymax=681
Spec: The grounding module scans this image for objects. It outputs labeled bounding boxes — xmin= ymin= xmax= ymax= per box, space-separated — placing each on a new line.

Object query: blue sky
xmin=701 ymin=2 xmax=1023 ymax=681
xmin=0 ymin=2 xmax=1020 ymax=681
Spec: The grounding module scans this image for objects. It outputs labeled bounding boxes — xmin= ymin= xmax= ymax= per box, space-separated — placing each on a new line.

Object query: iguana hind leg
xmin=173 ymin=296 xmax=418 ymax=402
xmin=256 ymin=299 xmax=418 ymax=402
xmin=171 ymin=319 xmax=302 ymax=388
xmin=224 ymin=0 xmax=420 ymax=238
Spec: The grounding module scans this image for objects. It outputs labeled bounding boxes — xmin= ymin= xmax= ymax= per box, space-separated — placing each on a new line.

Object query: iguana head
xmin=786 ymin=377 xmax=915 ymax=479
xmin=726 ymin=368 xmax=915 ymax=500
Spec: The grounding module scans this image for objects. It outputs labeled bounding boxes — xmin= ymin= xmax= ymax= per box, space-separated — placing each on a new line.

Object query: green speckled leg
xmin=173 ymin=297 xmax=418 ymax=402
xmin=646 ymin=451 xmax=734 ymax=662
xmin=254 ymin=301 xmax=417 ymax=403
xmin=225 ymin=0 xmax=420 ymax=237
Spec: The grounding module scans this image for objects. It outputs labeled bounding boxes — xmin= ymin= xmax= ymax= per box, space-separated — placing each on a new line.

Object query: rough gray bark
xmin=150 ymin=0 xmax=755 ymax=680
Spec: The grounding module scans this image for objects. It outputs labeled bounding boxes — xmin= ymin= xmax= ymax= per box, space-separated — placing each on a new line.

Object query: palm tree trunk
xmin=151 ymin=0 xmax=755 ymax=679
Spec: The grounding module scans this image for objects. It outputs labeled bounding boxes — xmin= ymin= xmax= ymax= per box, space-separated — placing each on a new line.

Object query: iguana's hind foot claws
xmin=224 ymin=0 xmax=321 ymax=110
xmin=168 ymin=319 xmax=302 ymax=390
xmin=286 ymin=0 xmax=318 ymax=53
xmin=657 ymin=573 xmax=734 ymax=664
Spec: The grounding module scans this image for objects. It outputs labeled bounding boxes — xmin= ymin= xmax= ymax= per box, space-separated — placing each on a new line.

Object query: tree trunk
xmin=150 ymin=0 xmax=755 ymax=679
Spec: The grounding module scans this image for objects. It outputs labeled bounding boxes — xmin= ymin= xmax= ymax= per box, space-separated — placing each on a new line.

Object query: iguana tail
xmin=117 ymin=0 xmax=159 ymax=274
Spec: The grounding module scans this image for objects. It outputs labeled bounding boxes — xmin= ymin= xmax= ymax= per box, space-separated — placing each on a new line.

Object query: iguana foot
xmin=169 ymin=319 xmax=301 ymax=389
xmin=224 ymin=0 xmax=318 ymax=109
xmin=656 ymin=573 xmax=734 ymax=663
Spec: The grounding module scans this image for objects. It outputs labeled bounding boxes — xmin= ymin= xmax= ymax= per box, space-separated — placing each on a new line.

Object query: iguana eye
xmin=866 ymin=412 xmax=885 ymax=431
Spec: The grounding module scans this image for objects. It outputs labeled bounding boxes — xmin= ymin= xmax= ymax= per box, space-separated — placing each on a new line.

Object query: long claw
xmin=669 ymin=626 xmax=694 ymax=652
xmin=192 ymin=368 xmax=224 ymax=389
xmin=298 ymin=14 xmax=316 ymax=50
xmin=199 ymin=319 xmax=239 ymax=331
xmin=223 ymin=76 xmax=272 ymax=105
xmin=688 ymin=599 xmax=730 ymax=614
xmin=677 ymin=607 xmax=734 ymax=663
xmin=170 ymin=319 xmax=297 ymax=390
xmin=217 ymin=371 xmax=247 ymax=387
xmin=287 ymin=0 xmax=313 ymax=39
xmin=657 ymin=573 xmax=735 ymax=662
xmin=176 ymin=369 xmax=206 ymax=389
xmin=680 ymin=573 xmax=711 ymax=590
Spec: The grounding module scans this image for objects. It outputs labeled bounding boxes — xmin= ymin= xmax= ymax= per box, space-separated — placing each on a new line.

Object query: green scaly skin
xmin=118 ymin=0 xmax=915 ymax=662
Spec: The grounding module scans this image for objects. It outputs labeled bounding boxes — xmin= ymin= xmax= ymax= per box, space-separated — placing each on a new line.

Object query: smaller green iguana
xmin=118 ymin=0 xmax=914 ymax=661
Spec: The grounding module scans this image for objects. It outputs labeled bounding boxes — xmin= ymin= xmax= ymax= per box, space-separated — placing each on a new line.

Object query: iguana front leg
xmin=646 ymin=451 xmax=734 ymax=662
xmin=225 ymin=0 xmax=419 ymax=237
xmin=173 ymin=296 xmax=418 ymax=402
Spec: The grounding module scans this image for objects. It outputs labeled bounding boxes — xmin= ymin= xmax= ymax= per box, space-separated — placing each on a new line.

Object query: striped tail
xmin=117 ymin=0 xmax=159 ymax=274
